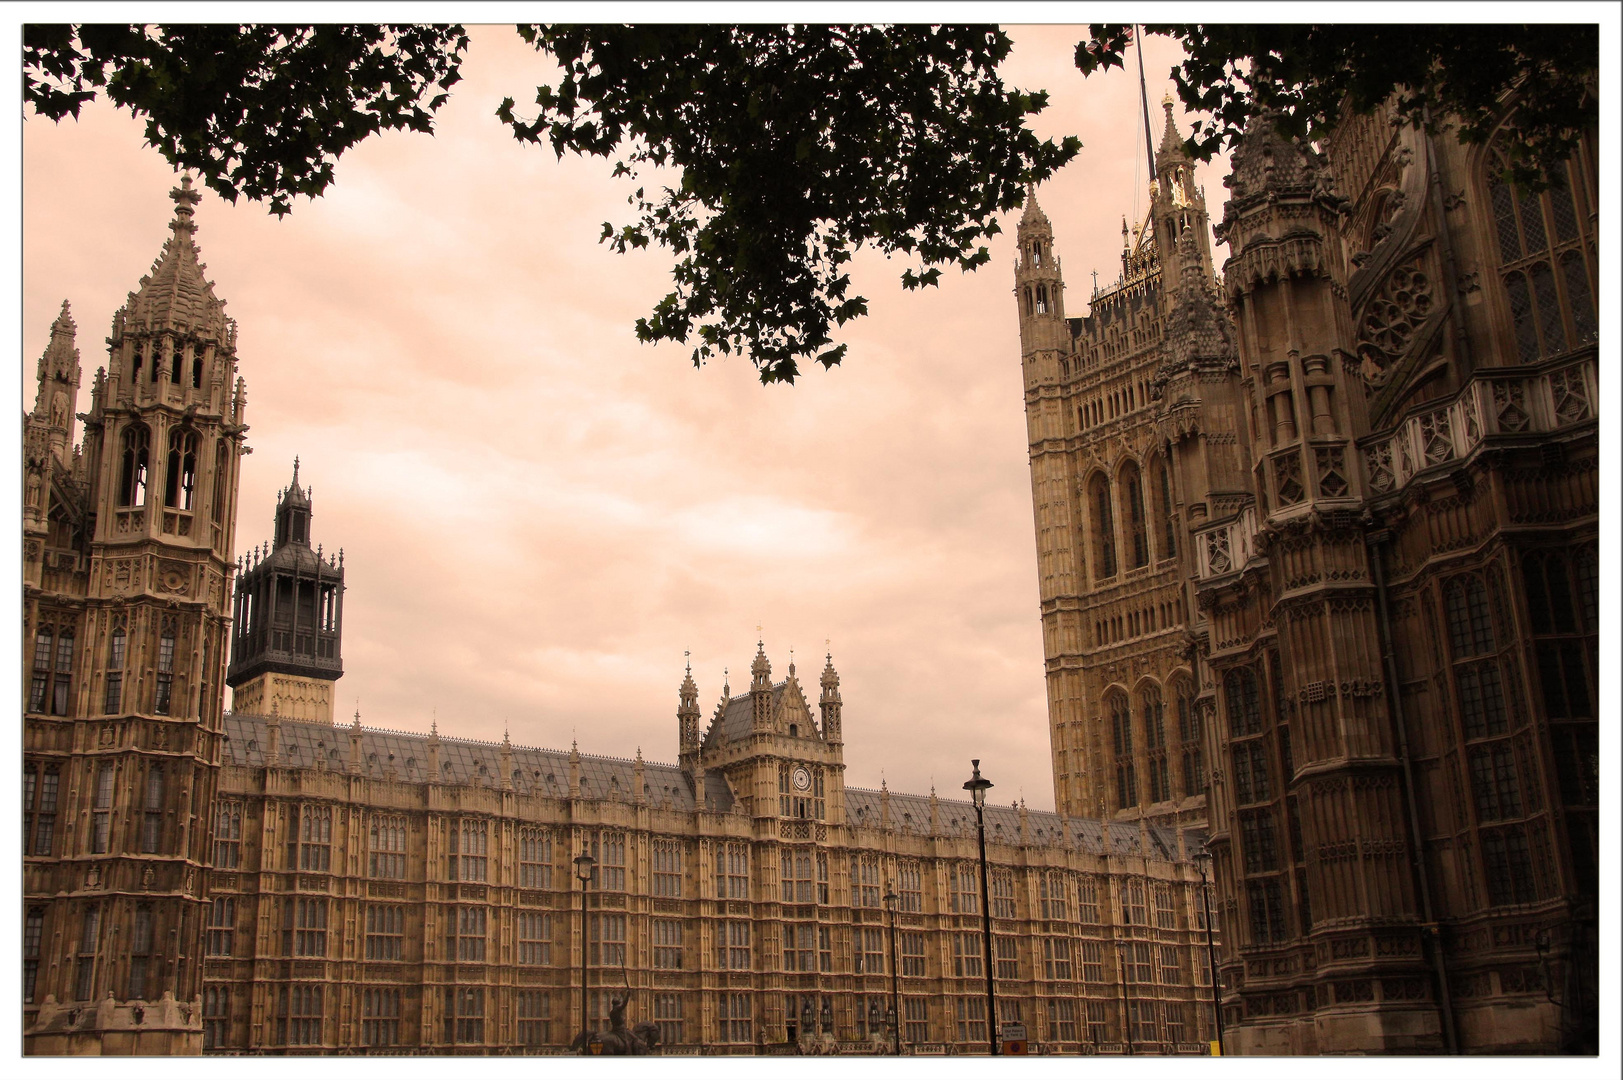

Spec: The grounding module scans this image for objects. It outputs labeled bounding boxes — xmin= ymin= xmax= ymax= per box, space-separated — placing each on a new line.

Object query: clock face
xmin=792 ymin=765 xmax=812 ymax=792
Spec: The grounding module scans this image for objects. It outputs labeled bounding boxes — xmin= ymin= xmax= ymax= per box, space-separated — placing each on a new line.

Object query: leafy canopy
xmin=499 ymin=25 xmax=1079 ymax=383
xmin=26 ymin=23 xmax=1599 ymax=380
xmin=1078 ymin=24 xmax=1598 ymax=191
xmin=24 ymin=24 xmax=469 ymax=217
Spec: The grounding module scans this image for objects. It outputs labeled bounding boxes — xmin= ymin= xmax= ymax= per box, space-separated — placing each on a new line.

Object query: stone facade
xmin=23 ymin=179 xmax=249 ymax=1054
xmin=1020 ymin=94 xmax=1598 ymax=1054
xmin=200 ymin=649 xmax=1222 ymax=1055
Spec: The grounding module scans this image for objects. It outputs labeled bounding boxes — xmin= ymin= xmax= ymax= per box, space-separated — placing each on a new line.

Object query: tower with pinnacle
xmin=23 ymin=177 xmax=250 ymax=1054
xmin=1015 ymin=105 xmax=1220 ymax=827
xmin=225 ymin=459 xmax=346 ymax=722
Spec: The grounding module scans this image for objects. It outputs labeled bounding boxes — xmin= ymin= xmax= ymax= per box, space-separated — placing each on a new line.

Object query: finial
xmin=291 ymin=455 xmax=300 ymax=488
xmin=1163 ymin=90 xmax=1175 ymax=113
xmin=169 ymin=174 xmax=201 ymax=225
xmin=685 ymin=649 xmax=691 ymax=674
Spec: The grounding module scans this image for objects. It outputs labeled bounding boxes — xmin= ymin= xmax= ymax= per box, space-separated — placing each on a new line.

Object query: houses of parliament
xmin=22 ymin=87 xmax=1597 ymax=1056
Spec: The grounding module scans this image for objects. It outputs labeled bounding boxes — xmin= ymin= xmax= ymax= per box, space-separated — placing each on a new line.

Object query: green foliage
xmin=1078 ymin=24 xmax=1598 ymax=191
xmin=499 ymin=26 xmax=1079 ymax=383
xmin=24 ymin=24 xmax=469 ymax=216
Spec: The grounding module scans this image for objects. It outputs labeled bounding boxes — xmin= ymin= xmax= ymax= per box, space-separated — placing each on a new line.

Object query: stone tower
xmin=1028 ymin=78 xmax=1598 ymax=1052
xmin=226 ymin=460 xmax=346 ymax=723
xmin=1016 ymin=110 xmax=1218 ymax=827
xmin=23 ymin=177 xmax=249 ymax=1054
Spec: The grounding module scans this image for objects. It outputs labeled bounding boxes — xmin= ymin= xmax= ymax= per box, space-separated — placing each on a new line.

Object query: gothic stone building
xmin=23 ymin=179 xmax=248 ymax=1053
xmin=1017 ymin=94 xmax=1597 ymax=1055
xmin=25 ymin=180 xmax=1224 ymax=1056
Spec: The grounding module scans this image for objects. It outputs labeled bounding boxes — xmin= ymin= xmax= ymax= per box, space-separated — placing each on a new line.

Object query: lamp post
xmin=1193 ymin=846 xmax=1224 ymax=1056
xmin=963 ymin=760 xmax=998 ymax=1056
xmin=574 ymin=849 xmax=596 ymax=1047
xmin=883 ymin=885 xmax=902 ymax=1056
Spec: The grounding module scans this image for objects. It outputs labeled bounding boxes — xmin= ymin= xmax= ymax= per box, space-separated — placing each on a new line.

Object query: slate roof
xmin=844 ymin=786 xmax=1188 ymax=857
xmin=222 ymin=713 xmax=734 ymax=813
xmin=221 ymin=714 xmax=1196 ymax=857
xmin=701 ymin=679 xmax=809 ymax=749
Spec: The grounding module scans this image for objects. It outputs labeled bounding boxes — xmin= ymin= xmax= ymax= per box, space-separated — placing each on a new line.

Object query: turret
xmin=818 ymin=651 xmax=842 ymax=746
xmin=1014 ymin=187 xmax=1070 ymax=373
xmin=29 ymin=300 xmax=82 ymax=470
xmin=226 ymin=459 xmax=345 ymax=723
xmin=749 ymin=638 xmax=773 ymax=732
xmin=678 ymin=654 xmax=701 ymax=772
xmin=1150 ymin=95 xmax=1217 ymax=294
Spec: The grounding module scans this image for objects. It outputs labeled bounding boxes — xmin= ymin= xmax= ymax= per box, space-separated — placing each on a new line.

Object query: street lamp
xmin=574 ymin=849 xmax=596 ymax=1046
xmin=963 ymin=759 xmax=998 ymax=1056
xmin=883 ymin=885 xmax=902 ymax=1056
xmin=1193 ymin=845 xmax=1225 ymax=1056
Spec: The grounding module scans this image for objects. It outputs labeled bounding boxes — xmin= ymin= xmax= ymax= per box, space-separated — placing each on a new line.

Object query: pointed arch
xmin=165 ymin=428 xmax=198 ymax=510
xmin=1087 ymin=471 xmax=1117 ymax=580
xmin=1139 ymin=681 xmax=1170 ymax=803
xmin=1118 ymin=459 xmax=1148 ymax=569
xmin=1149 ymin=452 xmax=1177 ymax=562
xmin=119 ymin=422 xmax=151 ymax=507
xmin=1106 ymin=688 xmax=1136 ymax=811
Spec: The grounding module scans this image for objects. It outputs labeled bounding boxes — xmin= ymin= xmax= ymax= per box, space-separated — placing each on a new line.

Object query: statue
xmin=570 ymin=994 xmax=660 ymax=1056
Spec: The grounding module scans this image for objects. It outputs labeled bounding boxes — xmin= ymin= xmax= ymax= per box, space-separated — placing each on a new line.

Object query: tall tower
xmin=23 ymin=177 xmax=249 ymax=1054
xmin=226 ymin=460 xmax=345 ymax=723
xmin=1017 ymin=106 xmax=1223 ymax=826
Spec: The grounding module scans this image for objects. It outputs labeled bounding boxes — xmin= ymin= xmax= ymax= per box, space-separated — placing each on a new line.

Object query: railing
xmin=1361 ymin=357 xmax=1596 ymax=495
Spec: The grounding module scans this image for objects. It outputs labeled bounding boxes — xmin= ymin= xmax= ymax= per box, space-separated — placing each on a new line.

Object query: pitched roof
xmin=222 ymin=713 xmax=734 ymax=813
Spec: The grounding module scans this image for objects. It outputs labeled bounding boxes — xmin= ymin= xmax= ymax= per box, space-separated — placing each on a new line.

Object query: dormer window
xmin=788 ymin=723 xmax=798 ymax=738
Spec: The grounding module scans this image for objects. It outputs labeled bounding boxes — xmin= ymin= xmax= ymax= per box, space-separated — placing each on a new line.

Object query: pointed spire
xmin=1019 ymin=184 xmax=1051 ymax=229
xmin=122 ymin=174 xmax=227 ymax=335
xmin=1158 ymin=91 xmax=1184 ymax=157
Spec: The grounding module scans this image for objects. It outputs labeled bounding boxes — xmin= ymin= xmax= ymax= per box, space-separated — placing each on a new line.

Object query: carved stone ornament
xmin=1356 ymin=257 xmax=1434 ymax=390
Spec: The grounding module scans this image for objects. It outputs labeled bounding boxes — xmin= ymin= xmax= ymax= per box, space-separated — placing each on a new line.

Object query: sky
xmin=21 ymin=24 xmax=1231 ymax=812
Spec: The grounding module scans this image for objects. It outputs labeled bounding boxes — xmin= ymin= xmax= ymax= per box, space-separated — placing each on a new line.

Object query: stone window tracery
xmin=1141 ymin=686 xmax=1170 ymax=802
xmin=119 ymin=423 xmax=150 ymax=506
xmin=1486 ymin=148 xmax=1596 ymax=361
xmin=1109 ymin=692 xmax=1136 ymax=809
xmin=1120 ymin=461 xmax=1149 ymax=568
xmin=1088 ymin=473 xmax=1117 ymax=580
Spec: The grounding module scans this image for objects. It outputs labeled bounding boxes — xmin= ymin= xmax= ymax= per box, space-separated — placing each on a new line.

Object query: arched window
xmin=1153 ymin=456 xmax=1177 ymax=561
xmin=192 ymin=344 xmax=205 ymax=389
xmin=1486 ymin=147 xmax=1595 ymax=361
xmin=211 ymin=439 xmax=230 ymax=525
xmin=131 ymin=349 xmax=144 ymax=383
xmin=1174 ymin=678 xmax=1204 ymax=797
xmin=1119 ymin=461 xmax=1148 ymax=569
xmin=1088 ymin=474 xmax=1117 ymax=580
xmin=119 ymin=423 xmax=150 ymax=507
xmin=1031 ymin=241 xmax=1044 ymax=268
xmin=1109 ymin=692 xmax=1136 ymax=810
xmin=1036 ymin=285 xmax=1049 ymax=314
xmin=1141 ymin=686 xmax=1170 ymax=803
xmin=165 ymin=428 xmax=199 ymax=510
xmin=170 ymin=343 xmax=184 ymax=383
xmin=1024 ymin=287 xmax=1034 ymax=317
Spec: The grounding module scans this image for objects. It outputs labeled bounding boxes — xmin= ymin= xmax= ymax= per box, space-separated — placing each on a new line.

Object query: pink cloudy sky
xmin=22 ymin=24 xmax=1229 ymax=811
